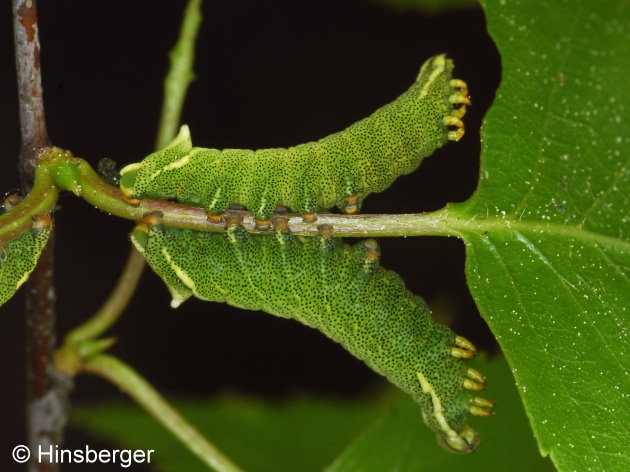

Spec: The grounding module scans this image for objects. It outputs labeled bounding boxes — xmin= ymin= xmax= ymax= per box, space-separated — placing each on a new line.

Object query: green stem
xmin=69 ymin=161 xmax=459 ymax=236
xmin=78 ymin=170 xmax=458 ymax=237
xmin=0 ymin=150 xmax=62 ymax=245
xmin=8 ymin=151 xmax=460 ymax=239
xmin=81 ymin=354 xmax=244 ymax=472
xmin=63 ymin=0 xmax=204 ymax=341
xmin=156 ymin=0 xmax=203 ymax=150
xmin=65 ymin=247 xmax=146 ymax=343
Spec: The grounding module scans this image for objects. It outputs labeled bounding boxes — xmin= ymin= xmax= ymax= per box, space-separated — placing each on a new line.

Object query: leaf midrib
xmin=445 ymin=209 xmax=630 ymax=252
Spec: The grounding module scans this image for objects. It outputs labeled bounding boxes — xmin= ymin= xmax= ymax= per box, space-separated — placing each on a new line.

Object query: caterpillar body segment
xmin=131 ymin=217 xmax=490 ymax=453
xmin=0 ymin=213 xmax=52 ymax=307
xmin=120 ymin=55 xmax=469 ymax=221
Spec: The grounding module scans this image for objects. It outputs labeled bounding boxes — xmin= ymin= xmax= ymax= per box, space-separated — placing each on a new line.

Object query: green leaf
xmin=72 ymin=395 xmax=380 ymax=472
xmin=444 ymin=1 xmax=630 ymax=470
xmin=326 ymin=356 xmax=553 ymax=472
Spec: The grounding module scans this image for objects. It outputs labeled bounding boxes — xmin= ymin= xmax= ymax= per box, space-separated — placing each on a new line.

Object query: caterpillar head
xmin=119 ymin=163 xmax=140 ymax=198
xmin=120 ymin=125 xmax=194 ymax=200
xmin=435 ymin=424 xmax=480 ymax=454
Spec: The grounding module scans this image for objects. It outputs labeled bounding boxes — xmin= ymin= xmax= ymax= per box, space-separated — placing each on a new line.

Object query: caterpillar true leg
xmin=450 ymin=78 xmax=469 ymax=97
xmin=470 ymin=396 xmax=495 ymax=417
xmin=455 ymin=335 xmax=476 ymax=351
xmin=463 ymin=367 xmax=487 ymax=391
xmin=449 ymin=75 xmax=471 ymax=123
xmin=451 ymin=334 xmax=476 ymax=359
xmin=444 ymin=115 xmax=466 ymax=142
xmin=466 ymin=367 xmax=486 ymax=383
xmin=470 ymin=395 xmax=495 ymax=417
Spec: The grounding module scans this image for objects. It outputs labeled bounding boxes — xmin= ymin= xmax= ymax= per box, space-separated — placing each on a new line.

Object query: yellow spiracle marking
xmin=416 ymin=371 xmax=459 ymax=440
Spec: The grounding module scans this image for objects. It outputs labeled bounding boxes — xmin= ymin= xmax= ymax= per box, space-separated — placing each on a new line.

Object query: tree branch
xmin=13 ymin=0 xmax=49 ymax=182
xmin=13 ymin=1 xmax=67 ymax=471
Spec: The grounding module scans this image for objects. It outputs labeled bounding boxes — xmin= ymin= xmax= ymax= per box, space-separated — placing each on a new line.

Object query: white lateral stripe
xmin=162 ymin=247 xmax=197 ymax=292
xmin=162 ymin=247 xmax=226 ymax=297
xmin=419 ymin=56 xmax=446 ymax=100
xmin=120 ymin=162 xmax=143 ymax=175
xmin=149 ymin=153 xmax=191 ymax=181
xmin=416 ymin=371 xmax=458 ymax=439
xmin=209 ymin=187 xmax=222 ymax=208
xmin=162 ymin=153 xmax=191 ymax=172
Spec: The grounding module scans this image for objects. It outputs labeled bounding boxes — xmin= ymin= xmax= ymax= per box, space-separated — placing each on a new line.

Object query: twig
xmin=65 ymin=247 xmax=146 ymax=343
xmin=81 ymin=354 xmax=244 ymax=472
xmin=0 ymin=155 xmax=60 ymax=244
xmin=6 ymin=149 xmax=459 ymax=240
xmin=156 ymin=0 xmax=202 ymax=150
xmin=62 ymin=0 xmax=203 ymax=343
xmin=12 ymin=1 xmax=67 ymax=471
xmin=69 ymin=156 xmax=458 ymax=237
xmin=12 ymin=0 xmax=49 ymax=182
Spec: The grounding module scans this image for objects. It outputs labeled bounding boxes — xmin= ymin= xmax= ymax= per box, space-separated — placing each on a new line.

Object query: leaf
xmin=444 ymin=1 xmax=630 ymax=470
xmin=72 ymin=395 xmax=380 ymax=472
xmin=326 ymin=356 xmax=553 ymax=472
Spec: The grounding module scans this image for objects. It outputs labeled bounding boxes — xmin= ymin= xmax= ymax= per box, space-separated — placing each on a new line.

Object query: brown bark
xmin=13 ymin=1 xmax=68 ymax=470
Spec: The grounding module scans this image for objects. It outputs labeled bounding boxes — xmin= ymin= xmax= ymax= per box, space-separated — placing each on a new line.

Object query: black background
xmin=0 ymin=0 xmax=500 ymax=470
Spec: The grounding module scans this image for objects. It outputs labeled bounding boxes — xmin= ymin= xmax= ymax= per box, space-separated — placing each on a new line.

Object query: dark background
xmin=0 ymin=0 xmax=500 ymax=469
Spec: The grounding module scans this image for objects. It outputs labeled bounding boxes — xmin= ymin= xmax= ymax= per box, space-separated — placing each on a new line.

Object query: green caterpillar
xmin=131 ymin=213 xmax=493 ymax=453
xmin=0 ymin=195 xmax=52 ymax=307
xmin=120 ymin=55 xmax=469 ymax=226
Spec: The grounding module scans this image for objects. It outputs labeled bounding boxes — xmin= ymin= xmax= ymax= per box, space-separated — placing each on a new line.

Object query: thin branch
xmin=62 ymin=0 xmax=204 ymax=344
xmin=13 ymin=0 xmax=49 ymax=182
xmin=0 ymin=153 xmax=60 ymax=244
xmin=5 ymin=150 xmax=459 ymax=241
xmin=65 ymin=247 xmax=146 ymax=343
xmin=70 ymin=157 xmax=458 ymax=237
xmin=13 ymin=1 xmax=65 ymax=471
xmin=156 ymin=0 xmax=202 ymax=150
xmin=81 ymin=355 xmax=244 ymax=472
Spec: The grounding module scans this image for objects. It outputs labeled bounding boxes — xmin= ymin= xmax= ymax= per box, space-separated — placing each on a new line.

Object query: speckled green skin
xmin=0 ymin=224 xmax=51 ymax=307
xmin=120 ymin=55 xmax=458 ymax=220
xmin=131 ymin=222 xmax=475 ymax=442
